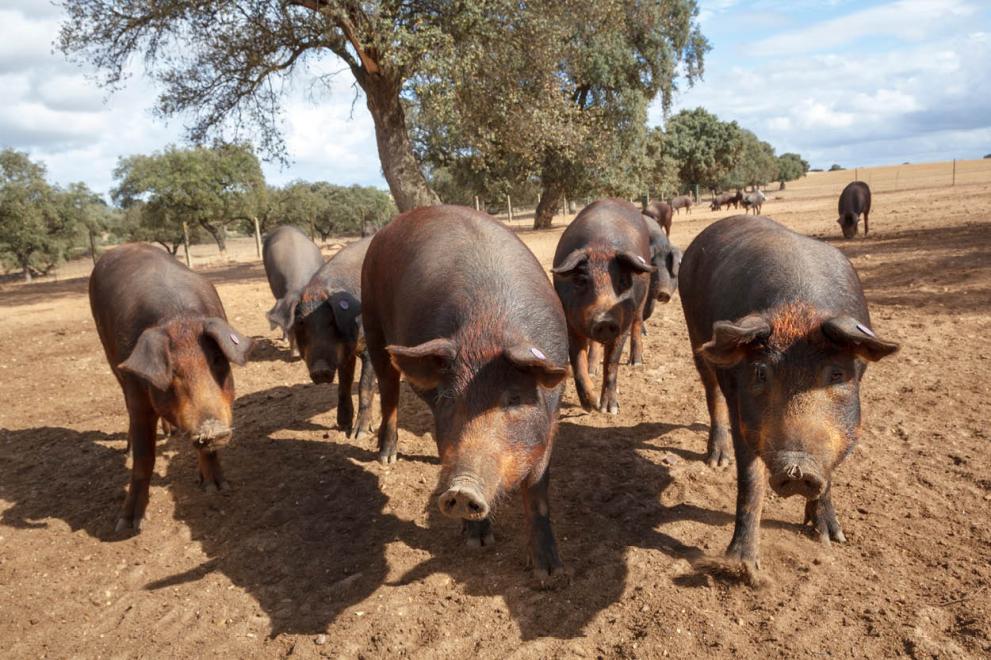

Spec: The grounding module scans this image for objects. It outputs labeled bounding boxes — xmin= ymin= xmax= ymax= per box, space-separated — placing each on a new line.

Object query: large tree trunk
xmin=89 ymin=230 xmax=98 ymax=264
xmin=22 ymin=262 xmax=32 ymax=283
xmin=534 ymin=181 xmax=565 ymax=230
xmin=199 ymin=220 xmax=227 ymax=255
xmin=363 ymin=73 xmax=439 ymax=212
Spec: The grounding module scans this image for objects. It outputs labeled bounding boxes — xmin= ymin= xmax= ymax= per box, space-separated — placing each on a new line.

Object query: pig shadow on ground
xmin=0 ymin=426 xmax=129 ymax=541
xmin=247 ymin=336 xmax=296 ymax=363
xmin=384 ymin=417 xmax=722 ymax=640
xmin=822 ymin=221 xmax=991 ymax=313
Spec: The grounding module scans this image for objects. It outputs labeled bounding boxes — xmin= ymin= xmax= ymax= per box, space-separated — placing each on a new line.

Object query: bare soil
xmin=1 ymin=162 xmax=990 ymax=658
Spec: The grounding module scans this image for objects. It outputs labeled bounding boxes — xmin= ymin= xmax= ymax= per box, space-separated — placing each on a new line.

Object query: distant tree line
xmin=0 ymin=145 xmax=395 ymax=280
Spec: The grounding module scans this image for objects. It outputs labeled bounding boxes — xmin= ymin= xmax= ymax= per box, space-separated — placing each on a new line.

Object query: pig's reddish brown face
xmin=387 ymin=338 xmax=567 ymax=521
xmin=699 ymin=303 xmax=898 ymax=500
xmin=118 ymin=318 xmax=253 ymax=449
xmin=553 ymin=248 xmax=654 ymax=343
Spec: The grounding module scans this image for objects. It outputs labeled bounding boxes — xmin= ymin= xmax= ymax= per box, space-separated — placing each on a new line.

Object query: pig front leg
xmin=567 ymin=331 xmax=597 ymax=412
xmin=196 ymin=448 xmax=227 ymax=492
xmin=373 ymin=356 xmax=401 ymax=464
xmin=522 ymin=468 xmax=564 ymax=581
xmin=117 ymin=403 xmax=158 ymax=532
xmin=804 ymin=481 xmax=846 ymax=545
xmin=463 ymin=518 xmax=495 ymax=548
xmin=629 ymin=315 xmax=644 ymax=366
xmin=336 ymin=352 xmax=357 ymax=434
xmin=693 ymin=355 xmax=732 ymax=467
xmin=587 ymin=341 xmax=601 ymax=377
xmin=598 ymin=337 xmax=623 ymax=414
xmin=349 ymin=350 xmax=376 ymax=440
xmin=725 ymin=433 xmax=766 ymax=586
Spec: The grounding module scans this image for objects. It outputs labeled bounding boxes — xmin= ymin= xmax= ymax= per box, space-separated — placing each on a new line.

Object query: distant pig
xmin=89 ymin=244 xmax=253 ymax=532
xmin=837 ymin=181 xmax=871 ymax=238
xmin=640 ymin=213 xmax=682 ymax=323
xmin=269 ymin=237 xmax=375 ymax=439
xmin=642 ymin=200 xmax=673 ymax=235
xmin=362 ymin=205 xmax=569 ymax=579
xmin=679 ymin=215 xmax=898 ymax=582
xmin=552 ymin=199 xmax=655 ymax=413
xmin=263 ymin=225 xmax=324 ymax=343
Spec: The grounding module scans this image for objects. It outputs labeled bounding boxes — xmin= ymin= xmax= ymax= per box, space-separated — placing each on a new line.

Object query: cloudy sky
xmin=1 ymin=0 xmax=989 ymax=197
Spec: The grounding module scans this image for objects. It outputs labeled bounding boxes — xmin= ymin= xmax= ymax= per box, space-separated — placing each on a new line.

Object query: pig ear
xmin=329 ymin=291 xmax=362 ymax=344
xmin=387 ymin=338 xmax=457 ymax=390
xmin=668 ymin=246 xmax=682 ymax=278
xmin=698 ymin=315 xmax=771 ymax=367
xmin=551 ymin=249 xmax=588 ymax=275
xmin=616 ymin=250 xmax=657 ymax=273
xmin=821 ymin=316 xmax=899 ymax=362
xmin=203 ymin=317 xmax=255 ymax=366
xmin=118 ymin=327 xmax=173 ymax=391
xmin=504 ymin=345 xmax=568 ymax=389
xmin=267 ymin=291 xmax=300 ymax=334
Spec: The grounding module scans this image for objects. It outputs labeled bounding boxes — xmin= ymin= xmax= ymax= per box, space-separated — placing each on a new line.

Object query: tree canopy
xmin=663 ymin=107 xmax=743 ymax=193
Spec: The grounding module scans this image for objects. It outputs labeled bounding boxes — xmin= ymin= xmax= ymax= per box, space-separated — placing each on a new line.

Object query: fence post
xmin=253 ymin=217 xmax=262 ymax=258
xmin=474 ymin=195 xmax=480 ymax=211
xmin=855 ymin=168 xmax=858 ymax=181
xmin=182 ymin=222 xmax=192 ymax=268
xmin=952 ymin=159 xmax=956 ymax=186
xmin=506 ymin=195 xmax=513 ymax=223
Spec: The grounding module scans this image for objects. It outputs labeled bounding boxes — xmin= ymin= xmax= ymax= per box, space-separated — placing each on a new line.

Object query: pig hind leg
xmin=349 ymin=350 xmax=376 ymax=440
xmin=463 ymin=518 xmax=495 ymax=548
xmin=587 ymin=341 xmax=601 ymax=377
xmin=522 ymin=468 xmax=564 ymax=580
xmin=693 ymin=355 xmax=732 ymax=467
xmin=724 ymin=430 xmax=767 ymax=586
xmin=803 ymin=481 xmax=846 ymax=544
xmin=371 ymin=352 xmax=401 ymax=464
xmin=629 ymin=310 xmax=645 ymax=366
xmin=568 ymin=332 xmax=598 ymax=411
xmin=336 ymin=352 xmax=357 ymax=434
xmin=598 ymin=338 xmax=623 ymax=414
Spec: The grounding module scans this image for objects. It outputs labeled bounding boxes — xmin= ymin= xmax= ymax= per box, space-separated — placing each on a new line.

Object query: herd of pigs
xmin=87 ymin=180 xmax=887 ymax=586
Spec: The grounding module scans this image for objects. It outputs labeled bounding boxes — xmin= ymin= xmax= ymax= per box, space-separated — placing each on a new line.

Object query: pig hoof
xmin=530 ymin=564 xmax=570 ymax=589
xmin=705 ymin=429 xmax=733 ymax=467
xmin=804 ymin=499 xmax=846 ymax=544
xmin=378 ymin=449 xmax=397 ymax=465
xmin=115 ymin=515 xmax=143 ymax=533
xmin=629 ymin=359 xmax=644 ymax=367
xmin=598 ymin=401 xmax=619 ymax=415
xmin=463 ymin=519 xmax=495 ymax=548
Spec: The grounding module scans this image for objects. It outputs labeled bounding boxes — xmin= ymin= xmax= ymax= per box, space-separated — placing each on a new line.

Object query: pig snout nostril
xmin=591 ymin=319 xmax=620 ymax=342
xmin=786 ymin=464 xmax=803 ymax=480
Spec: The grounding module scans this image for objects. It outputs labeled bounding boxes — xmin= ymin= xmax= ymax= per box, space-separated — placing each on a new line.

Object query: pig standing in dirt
xmin=552 ymin=199 xmax=655 ymax=413
xmin=89 ymin=244 xmax=253 ymax=532
xmin=263 ymin=225 xmax=324 ymax=343
xmin=670 ymin=195 xmax=694 ymax=215
xmin=268 ymin=237 xmax=375 ymax=439
xmin=679 ymin=215 xmax=898 ymax=582
xmin=837 ymin=181 xmax=872 ymax=238
xmin=642 ymin=200 xmax=673 ymax=235
xmin=362 ymin=206 xmax=569 ymax=578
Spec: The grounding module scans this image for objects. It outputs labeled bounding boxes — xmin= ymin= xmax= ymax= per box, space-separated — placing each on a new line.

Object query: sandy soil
xmin=1 ymin=162 xmax=989 ymax=658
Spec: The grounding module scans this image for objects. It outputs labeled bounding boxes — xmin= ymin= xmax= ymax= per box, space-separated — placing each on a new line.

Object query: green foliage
xmin=643 ymin=128 xmax=683 ymax=200
xmin=113 ymin=143 xmax=264 ymax=253
xmin=664 ymin=107 xmax=743 ymax=191
xmin=719 ymin=129 xmax=777 ymax=190
xmin=57 ymin=182 xmax=112 ymax=261
xmin=777 ymin=152 xmax=810 ymax=183
xmin=0 ymin=149 xmax=78 ymax=280
xmin=829 ymin=163 xmax=845 ymax=171
xmin=260 ymin=181 xmax=396 ymax=240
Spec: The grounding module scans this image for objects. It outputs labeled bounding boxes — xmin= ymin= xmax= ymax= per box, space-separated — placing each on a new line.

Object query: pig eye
xmin=829 ymin=367 xmax=846 ymax=384
xmin=753 ymin=363 xmax=769 ymax=385
xmin=504 ymin=392 xmax=523 ymax=408
xmin=572 ymin=274 xmax=589 ymax=289
xmin=618 ymin=271 xmax=632 ymax=289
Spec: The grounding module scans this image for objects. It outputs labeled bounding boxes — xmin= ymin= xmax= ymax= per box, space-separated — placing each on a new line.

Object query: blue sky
xmin=1 ymin=0 xmax=989 ymax=196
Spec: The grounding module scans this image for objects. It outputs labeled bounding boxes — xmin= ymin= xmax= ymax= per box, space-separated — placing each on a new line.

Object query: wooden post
xmin=952 ymin=159 xmax=956 ymax=186
xmin=474 ymin=195 xmax=480 ymax=211
xmin=855 ymin=168 xmax=858 ymax=181
xmin=253 ymin=217 xmax=262 ymax=258
xmin=562 ymin=192 xmax=569 ymax=219
xmin=506 ymin=195 xmax=513 ymax=223
xmin=181 ymin=222 xmax=192 ymax=268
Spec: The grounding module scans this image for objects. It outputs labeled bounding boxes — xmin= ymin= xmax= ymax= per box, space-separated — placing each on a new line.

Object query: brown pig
xmin=361 ymin=206 xmax=569 ymax=578
xmin=679 ymin=215 xmax=898 ymax=582
xmin=89 ymin=244 xmax=253 ymax=532
xmin=552 ymin=199 xmax=655 ymax=413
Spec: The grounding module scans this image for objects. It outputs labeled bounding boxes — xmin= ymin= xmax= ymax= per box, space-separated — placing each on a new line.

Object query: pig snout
xmin=191 ymin=418 xmax=233 ymax=449
xmin=656 ymin=289 xmax=672 ymax=303
xmin=768 ymin=452 xmax=826 ymax=499
xmin=438 ymin=476 xmax=490 ymax=521
xmin=308 ymin=359 xmax=335 ymax=384
xmin=590 ymin=313 xmax=621 ymax=343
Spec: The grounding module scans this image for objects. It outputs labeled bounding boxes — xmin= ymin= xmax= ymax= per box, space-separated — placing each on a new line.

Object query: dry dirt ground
xmin=1 ymin=161 xmax=990 ymax=658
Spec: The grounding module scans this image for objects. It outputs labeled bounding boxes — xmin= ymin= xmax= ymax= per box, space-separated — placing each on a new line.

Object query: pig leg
xmin=629 ymin=314 xmax=644 ymax=366
xmin=725 ymin=431 xmax=766 ymax=586
xmin=694 ymin=355 xmax=732 ymax=467
xmin=196 ymin=449 xmax=227 ymax=492
xmin=803 ymin=481 xmax=846 ymax=544
xmin=160 ymin=419 xmax=174 ymax=438
xmin=374 ymin=355 xmax=401 ymax=464
xmin=598 ymin=338 xmax=622 ymax=415
xmin=522 ymin=468 xmax=564 ymax=580
xmin=336 ymin=352 xmax=357 ymax=434
xmin=463 ymin=518 xmax=495 ymax=548
xmin=587 ymin=341 xmax=601 ymax=377
xmin=568 ymin=332 xmax=597 ymax=411
xmin=863 ymin=210 xmax=869 ymax=236
xmin=117 ymin=403 xmax=157 ymax=532
xmin=349 ymin=350 xmax=376 ymax=440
